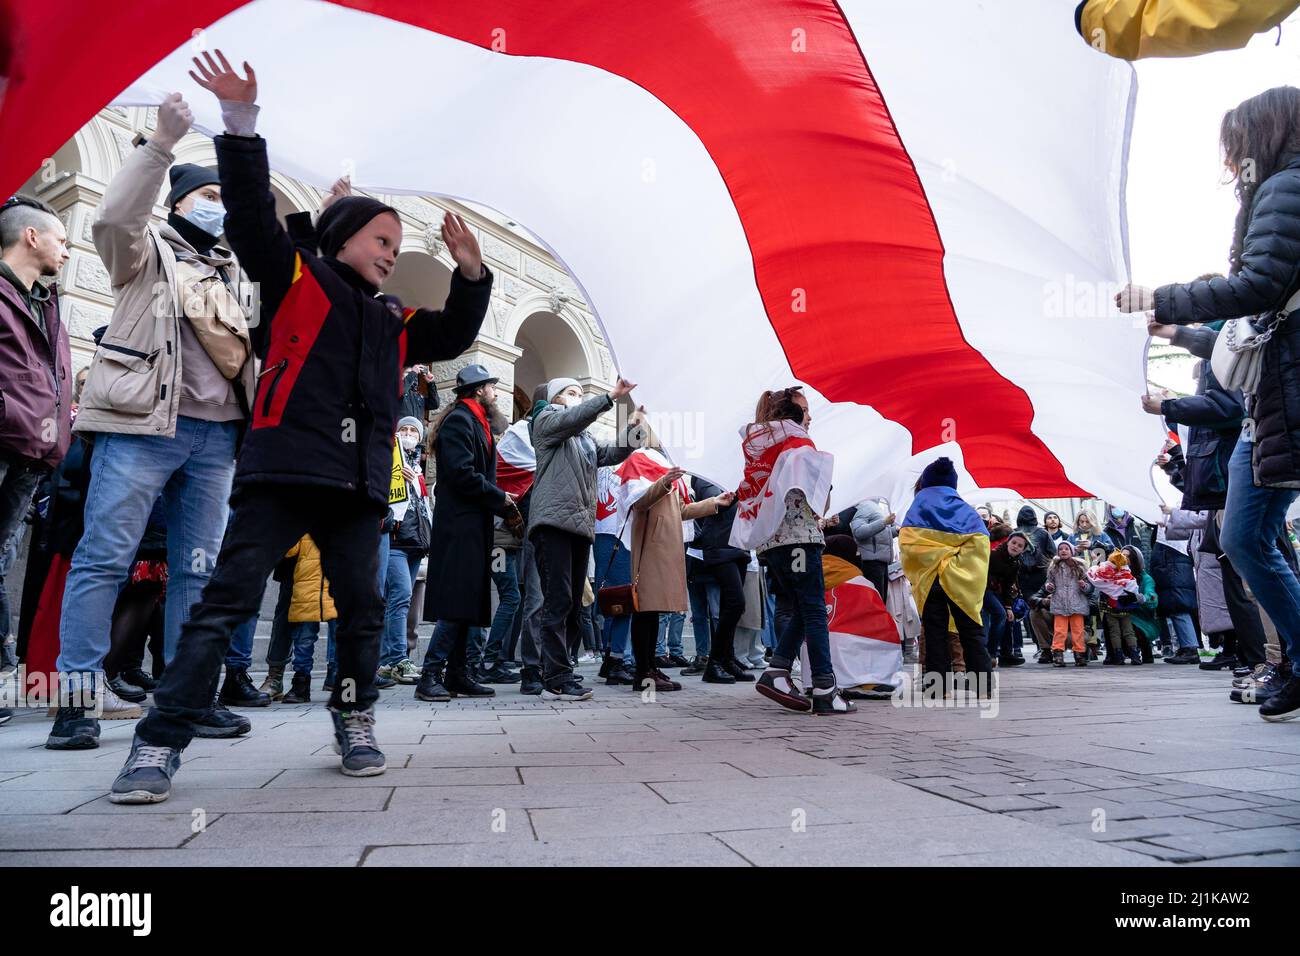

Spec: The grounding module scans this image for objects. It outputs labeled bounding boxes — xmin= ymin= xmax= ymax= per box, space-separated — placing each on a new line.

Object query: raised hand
xmin=153 ymin=92 xmax=193 ymax=150
xmin=320 ymin=175 xmax=352 ymax=215
xmin=1115 ymin=282 xmax=1154 ymax=314
xmin=716 ymin=491 xmax=737 ymax=507
xmin=610 ymin=377 xmax=637 ymax=400
xmin=441 ymin=212 xmax=483 ymax=279
xmin=190 ymin=49 xmax=257 ymax=103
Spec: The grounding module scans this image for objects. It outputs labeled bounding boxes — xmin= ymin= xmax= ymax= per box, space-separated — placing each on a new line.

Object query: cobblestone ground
xmin=1 ymin=659 xmax=1298 ymax=866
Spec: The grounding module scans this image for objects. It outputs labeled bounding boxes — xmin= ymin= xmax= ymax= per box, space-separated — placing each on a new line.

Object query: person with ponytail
xmin=1118 ymin=86 xmax=1300 ymax=719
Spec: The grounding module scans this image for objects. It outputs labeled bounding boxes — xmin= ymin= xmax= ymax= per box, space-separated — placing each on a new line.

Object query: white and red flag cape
xmin=612 ymin=448 xmax=690 ymax=548
xmin=729 ymin=420 xmax=833 ymax=551
xmin=0 ymin=1 xmax=1150 ymax=516
xmin=494 ymin=418 xmax=535 ymax=499
xmin=800 ymin=554 xmax=903 ymax=691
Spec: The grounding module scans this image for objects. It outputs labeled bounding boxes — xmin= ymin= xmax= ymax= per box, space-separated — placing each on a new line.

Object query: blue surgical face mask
xmin=1112 ymin=508 xmax=1126 ymax=519
xmin=184 ymin=197 xmax=226 ymax=237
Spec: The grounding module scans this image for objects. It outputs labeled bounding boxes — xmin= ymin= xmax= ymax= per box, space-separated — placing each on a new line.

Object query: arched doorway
xmin=512 ymin=309 xmax=590 ymax=420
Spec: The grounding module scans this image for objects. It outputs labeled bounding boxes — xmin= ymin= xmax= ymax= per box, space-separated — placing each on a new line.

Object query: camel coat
xmin=630 ymin=478 xmax=719 ymax=613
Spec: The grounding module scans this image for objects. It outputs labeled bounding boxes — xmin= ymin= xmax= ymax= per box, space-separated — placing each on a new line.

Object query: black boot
xmin=702 ymin=658 xmax=736 ymax=684
xmin=445 ymin=666 xmax=496 ymax=698
xmin=280 ymin=671 xmax=312 ymax=703
xmin=720 ymin=656 xmax=756 ymax=682
xmin=415 ymin=666 xmax=452 ymax=702
xmin=219 ymin=668 xmax=272 ymax=707
xmin=121 ymin=667 xmax=159 ymax=692
xmin=518 ymin=665 xmax=544 ymax=696
xmin=598 ymin=653 xmax=614 ymax=679
xmin=604 ymin=659 xmax=636 ymax=685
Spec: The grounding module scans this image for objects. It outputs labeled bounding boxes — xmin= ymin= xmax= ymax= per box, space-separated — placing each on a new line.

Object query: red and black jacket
xmin=214 ymin=133 xmax=492 ymax=506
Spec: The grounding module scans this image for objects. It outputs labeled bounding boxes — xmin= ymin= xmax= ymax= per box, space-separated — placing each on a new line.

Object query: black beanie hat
xmin=918 ymin=456 xmax=958 ymax=489
xmin=316 ymin=196 xmax=400 ymax=258
xmin=166 ymin=163 xmax=220 ymax=210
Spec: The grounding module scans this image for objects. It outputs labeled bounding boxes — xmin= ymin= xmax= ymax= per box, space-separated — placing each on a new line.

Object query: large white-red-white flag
xmin=494 ymin=418 xmax=535 ymax=499
xmin=0 ymin=1 xmax=1150 ymax=515
xmin=800 ymin=555 xmax=904 ymax=691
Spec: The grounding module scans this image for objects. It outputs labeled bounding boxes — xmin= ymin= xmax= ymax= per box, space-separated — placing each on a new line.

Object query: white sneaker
xmin=96 ymin=685 xmax=143 ymax=720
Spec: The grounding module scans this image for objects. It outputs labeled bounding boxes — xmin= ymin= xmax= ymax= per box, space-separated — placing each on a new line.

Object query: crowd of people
xmin=2 ymin=55 xmax=1300 ymax=803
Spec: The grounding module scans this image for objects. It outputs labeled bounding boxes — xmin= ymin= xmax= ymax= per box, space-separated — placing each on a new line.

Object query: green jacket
xmin=1131 ymin=571 xmax=1160 ymax=644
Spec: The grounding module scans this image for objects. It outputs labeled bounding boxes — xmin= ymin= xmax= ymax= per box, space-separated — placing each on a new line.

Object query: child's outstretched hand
xmin=1078 ymin=579 xmax=1089 ymax=591
xmin=441 ymin=212 xmax=483 ymax=280
xmin=190 ymin=50 xmax=258 ymax=104
xmin=1045 ymin=582 xmax=1055 ymax=593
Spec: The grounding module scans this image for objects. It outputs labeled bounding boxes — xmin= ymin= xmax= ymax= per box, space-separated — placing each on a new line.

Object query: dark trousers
xmin=765 ymin=543 xmax=834 ymax=682
xmin=860 ymin=559 xmax=890 ymax=601
xmin=136 ymin=485 xmax=385 ymax=750
xmin=630 ymin=609 xmax=660 ymax=679
xmin=701 ymin=558 xmax=746 ymax=665
xmin=264 ymin=577 xmax=294 ymax=668
xmin=921 ymin=579 xmax=993 ymax=692
xmin=106 ymin=580 xmax=165 ymax=679
xmin=424 ymin=619 xmax=472 ymax=673
xmin=1220 ymin=554 xmax=1268 ymax=666
xmin=531 ymin=526 xmax=590 ymax=687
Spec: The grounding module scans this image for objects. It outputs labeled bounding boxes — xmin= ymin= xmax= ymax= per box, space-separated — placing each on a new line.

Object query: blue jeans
xmin=57 ymin=417 xmax=237 ymax=684
xmin=762 ymin=577 xmax=778 ymax=650
xmin=227 ymin=613 xmax=257 ymax=670
xmin=982 ymin=591 xmax=1007 ymax=655
xmin=1222 ymin=436 xmax=1300 ymax=670
xmin=382 ymin=547 xmax=422 ymax=665
xmin=1165 ymin=612 xmax=1199 ymax=651
xmin=291 ymin=619 xmax=337 ymax=673
xmin=594 ymin=533 xmax=631 ymax=659
xmin=764 ymin=543 xmax=833 ymax=680
xmin=687 ymin=575 xmax=720 ymax=658
xmin=484 ymin=548 xmax=520 ymax=669
xmin=656 ymin=611 xmax=686 ymax=657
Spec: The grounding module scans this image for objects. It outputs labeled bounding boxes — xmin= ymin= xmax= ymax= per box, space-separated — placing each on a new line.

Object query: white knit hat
xmin=546 ymin=377 xmax=581 ymax=402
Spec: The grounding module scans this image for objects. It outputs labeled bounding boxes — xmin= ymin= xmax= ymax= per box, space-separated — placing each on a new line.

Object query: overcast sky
xmin=1128 ymin=13 xmax=1300 ymax=287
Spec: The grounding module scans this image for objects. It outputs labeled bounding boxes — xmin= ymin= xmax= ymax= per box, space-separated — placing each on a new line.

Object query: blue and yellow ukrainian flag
xmin=899 ymin=487 xmax=990 ymax=624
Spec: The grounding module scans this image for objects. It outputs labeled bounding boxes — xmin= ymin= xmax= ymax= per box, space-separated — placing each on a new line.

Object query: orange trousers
xmin=1052 ymin=614 xmax=1085 ymax=653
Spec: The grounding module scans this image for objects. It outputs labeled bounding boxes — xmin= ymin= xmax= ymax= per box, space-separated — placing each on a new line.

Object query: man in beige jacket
xmin=48 ymin=93 xmax=258 ymax=750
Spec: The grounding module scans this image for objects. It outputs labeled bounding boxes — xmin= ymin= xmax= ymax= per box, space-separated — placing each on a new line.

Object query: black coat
xmin=216 ymin=133 xmax=492 ymax=507
xmin=1014 ymin=507 xmax=1052 ymax=595
xmin=1162 ymin=326 xmax=1244 ymax=510
xmin=1154 ymin=153 xmax=1300 ymax=488
xmin=1150 ymin=541 xmax=1198 ymax=615
xmin=688 ymin=476 xmax=745 ymax=565
xmin=424 ymin=402 xmax=509 ymax=625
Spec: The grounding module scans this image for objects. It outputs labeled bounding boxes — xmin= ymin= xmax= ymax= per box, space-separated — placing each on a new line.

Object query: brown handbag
xmin=596 ymin=511 xmax=646 ymax=618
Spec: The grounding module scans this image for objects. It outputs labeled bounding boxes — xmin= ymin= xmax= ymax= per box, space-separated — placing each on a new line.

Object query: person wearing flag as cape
xmin=899 ymin=457 xmax=995 ymax=694
xmin=109 ymin=52 xmax=494 ymax=802
xmin=730 ymin=386 xmax=856 ymax=715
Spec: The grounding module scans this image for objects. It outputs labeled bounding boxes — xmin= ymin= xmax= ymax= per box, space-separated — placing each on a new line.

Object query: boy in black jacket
xmin=112 ymin=52 xmax=493 ymax=802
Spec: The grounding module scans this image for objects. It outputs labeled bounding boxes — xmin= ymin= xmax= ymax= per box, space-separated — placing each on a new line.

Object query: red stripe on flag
xmin=495 ymin=453 xmax=533 ymax=498
xmin=0 ymin=0 xmax=1085 ymax=495
xmin=826 ymin=580 xmax=900 ymax=645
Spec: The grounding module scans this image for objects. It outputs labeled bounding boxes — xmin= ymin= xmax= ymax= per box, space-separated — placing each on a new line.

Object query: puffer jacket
xmin=850 ymin=498 xmax=898 ymax=563
xmin=1075 ymin=0 xmax=1297 ymax=60
xmin=1153 ymin=153 xmax=1300 ymax=488
xmin=1162 ymin=326 xmax=1243 ymax=510
xmin=1150 ymin=539 xmax=1198 ymax=615
xmin=527 ymin=393 xmax=635 ymax=541
xmin=1046 ymin=557 xmax=1094 ymax=616
xmin=285 ymin=535 xmax=336 ymax=623
xmin=76 ymin=138 xmax=257 ymax=439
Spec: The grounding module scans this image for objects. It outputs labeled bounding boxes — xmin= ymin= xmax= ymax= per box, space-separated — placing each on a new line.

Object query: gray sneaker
xmin=330 ymin=708 xmax=386 ymax=777
xmin=110 ymin=739 xmax=181 ymax=804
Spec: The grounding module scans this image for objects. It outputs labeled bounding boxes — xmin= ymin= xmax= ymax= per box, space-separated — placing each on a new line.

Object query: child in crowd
xmin=1089 ymin=550 xmax=1143 ymax=664
xmin=1045 ymin=540 xmax=1094 ymax=667
xmin=280 ymin=536 xmax=337 ymax=703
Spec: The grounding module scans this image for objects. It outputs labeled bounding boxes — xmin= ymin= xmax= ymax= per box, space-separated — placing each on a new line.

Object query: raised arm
xmin=532 ymin=393 xmax=614 ymax=449
xmin=91 ymin=95 xmax=193 ymax=287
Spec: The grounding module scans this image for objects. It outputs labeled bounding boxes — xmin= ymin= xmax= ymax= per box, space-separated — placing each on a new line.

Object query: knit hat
xmin=546 ymin=377 xmax=581 ymax=403
xmin=918 ymin=456 xmax=958 ymax=489
xmin=166 ymin=163 xmax=220 ymax=210
xmin=1108 ymin=549 xmax=1128 ymax=567
xmin=1055 ymin=539 xmax=1075 ymax=556
xmin=316 ymin=196 xmax=400 ymax=258
xmin=396 ymin=415 xmax=424 ymax=439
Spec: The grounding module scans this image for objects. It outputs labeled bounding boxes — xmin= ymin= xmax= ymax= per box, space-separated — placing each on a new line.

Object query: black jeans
xmin=921 ymin=579 xmax=993 ymax=693
xmin=106 ymin=580 xmax=165 ymax=679
xmin=424 ymin=619 xmax=472 ymax=673
xmin=137 ymin=485 xmax=386 ymax=750
xmin=630 ymin=609 xmax=660 ymax=679
xmin=1220 ymin=554 xmax=1268 ymax=666
xmin=531 ymin=526 xmax=590 ymax=687
xmin=701 ymin=558 xmax=746 ymax=664
xmin=264 ymin=578 xmax=294 ymax=669
xmin=860 ymin=559 xmax=890 ymax=601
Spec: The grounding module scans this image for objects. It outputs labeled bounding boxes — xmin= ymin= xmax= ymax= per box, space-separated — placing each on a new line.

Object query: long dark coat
xmin=424 ymin=401 xmax=508 ymax=625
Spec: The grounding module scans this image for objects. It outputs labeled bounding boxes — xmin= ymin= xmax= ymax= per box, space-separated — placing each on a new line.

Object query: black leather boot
xmin=219 ymin=668 xmax=272 ymax=707
xmin=280 ymin=671 xmax=312 ymax=703
xmin=415 ymin=666 xmax=452 ymax=702
xmin=445 ymin=666 xmax=496 ymax=698
xmin=702 ymin=658 xmax=737 ymax=684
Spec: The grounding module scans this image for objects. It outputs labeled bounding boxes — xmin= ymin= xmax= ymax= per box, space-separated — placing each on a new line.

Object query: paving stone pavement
xmin=1 ymin=658 xmax=1299 ymax=866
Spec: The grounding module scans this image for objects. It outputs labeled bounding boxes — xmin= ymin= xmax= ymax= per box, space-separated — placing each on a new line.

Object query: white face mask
xmin=184 ymin=197 xmax=226 ymax=237
xmin=398 ymin=434 xmax=419 ymax=451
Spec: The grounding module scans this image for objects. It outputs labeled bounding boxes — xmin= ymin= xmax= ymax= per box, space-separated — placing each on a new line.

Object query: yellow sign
xmin=389 ymin=441 xmax=408 ymax=506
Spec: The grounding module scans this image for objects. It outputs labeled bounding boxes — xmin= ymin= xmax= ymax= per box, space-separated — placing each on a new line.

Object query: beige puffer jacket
xmin=75 ymin=138 xmax=257 ymax=438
